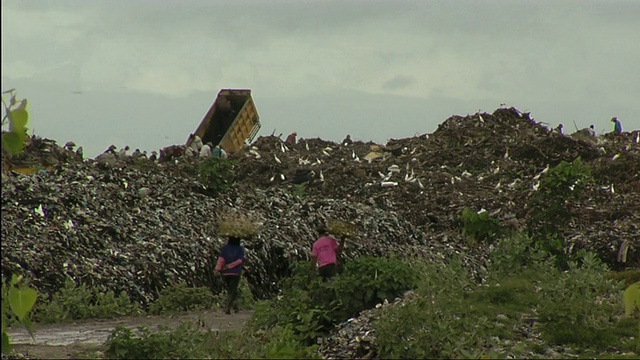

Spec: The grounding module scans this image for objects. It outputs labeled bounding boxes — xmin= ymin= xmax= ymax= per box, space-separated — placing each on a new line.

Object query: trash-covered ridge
xmin=2 ymin=107 xmax=639 ymax=305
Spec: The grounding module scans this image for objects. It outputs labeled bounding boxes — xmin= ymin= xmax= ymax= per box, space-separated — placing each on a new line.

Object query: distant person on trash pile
xmin=587 ymin=125 xmax=596 ymax=137
xmin=311 ymin=225 xmax=345 ymax=281
xmin=286 ymin=132 xmax=297 ymax=145
xmin=212 ymin=145 xmax=228 ymax=159
xmin=342 ymin=134 xmax=353 ymax=146
xmin=215 ymin=236 xmax=245 ymax=314
xmin=555 ymin=124 xmax=564 ymax=135
xmin=611 ymin=117 xmax=623 ymax=133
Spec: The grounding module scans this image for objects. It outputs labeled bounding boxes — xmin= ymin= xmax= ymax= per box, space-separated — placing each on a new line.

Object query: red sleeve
xmin=311 ymin=242 xmax=318 ymax=257
xmin=332 ymin=238 xmax=338 ymax=250
xmin=215 ymin=257 xmax=225 ymax=271
xmin=227 ymin=259 xmax=243 ymax=269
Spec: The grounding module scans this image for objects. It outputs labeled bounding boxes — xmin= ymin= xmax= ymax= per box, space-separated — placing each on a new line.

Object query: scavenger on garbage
xmin=311 ymin=225 xmax=345 ymax=281
xmin=286 ymin=132 xmax=297 ymax=145
xmin=215 ymin=236 xmax=245 ymax=314
xmin=611 ymin=117 xmax=623 ymax=133
xmin=212 ymin=145 xmax=228 ymax=159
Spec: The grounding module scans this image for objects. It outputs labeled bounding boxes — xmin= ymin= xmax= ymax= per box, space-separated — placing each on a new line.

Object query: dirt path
xmin=6 ymin=310 xmax=252 ymax=359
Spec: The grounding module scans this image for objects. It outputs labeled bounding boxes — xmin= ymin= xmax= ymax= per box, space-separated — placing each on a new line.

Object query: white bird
xmin=314 ymin=158 xmax=322 ymax=165
xmin=249 ymin=148 xmax=261 ymax=159
xmin=298 ymin=157 xmax=310 ymax=165
xmin=612 ymin=153 xmax=620 ymax=161
xmin=507 ymin=179 xmax=520 ymax=189
xmin=323 ymin=146 xmax=333 ymax=152
xmin=305 ymin=142 xmax=310 ymax=151
xmin=478 ymin=114 xmax=484 ymax=123
xmin=378 ymin=171 xmax=386 ymax=179
xmin=450 ymin=177 xmax=455 ymax=185
xmin=635 ymin=133 xmax=639 ymax=143
xmin=461 ymin=170 xmax=472 ymax=178
xmin=354 ymin=155 xmax=360 ymax=162
xmin=352 ymin=150 xmax=356 ymax=159
xmin=610 ymin=184 xmax=615 ymax=194
xmin=477 ymin=208 xmax=487 ymax=214
xmin=540 ymin=164 xmax=550 ymax=174
xmin=319 ymin=171 xmax=324 ymax=182
xmin=477 ymin=175 xmax=485 ymax=181
xmin=569 ymin=185 xmax=575 ymax=191
xmin=410 ymin=147 xmax=417 ymax=155
xmin=280 ymin=143 xmax=286 ymax=153
xmin=503 ymin=149 xmax=509 ymax=159
xmin=35 ymin=204 xmax=45 ymax=217
xmin=494 ymin=181 xmax=501 ymax=190
xmin=270 ymin=175 xmax=275 ymax=182
xmin=417 ymin=179 xmax=424 ymax=189
xmin=387 ymin=165 xmax=400 ymax=173
xmin=274 ymin=154 xmax=282 ymax=164
xmin=322 ymin=149 xmax=331 ymax=157
xmin=493 ymin=166 xmax=500 ymax=175
xmin=280 ymin=174 xmax=285 ymax=181
xmin=533 ymin=181 xmax=541 ymax=191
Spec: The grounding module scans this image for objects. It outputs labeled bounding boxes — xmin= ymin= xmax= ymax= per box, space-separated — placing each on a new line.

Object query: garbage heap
xmin=2 ymin=107 xmax=639 ymax=307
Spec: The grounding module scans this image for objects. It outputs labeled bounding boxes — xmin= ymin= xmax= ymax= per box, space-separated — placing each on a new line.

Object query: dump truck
xmin=187 ymin=89 xmax=261 ymax=153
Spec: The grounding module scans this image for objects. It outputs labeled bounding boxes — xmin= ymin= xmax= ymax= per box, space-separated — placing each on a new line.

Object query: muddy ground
xmin=6 ymin=310 xmax=252 ymax=359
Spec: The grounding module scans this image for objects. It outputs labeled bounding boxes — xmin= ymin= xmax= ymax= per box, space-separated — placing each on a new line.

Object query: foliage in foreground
xmin=105 ymin=321 xmax=320 ymax=359
xmin=2 ymin=275 xmax=38 ymax=354
xmin=373 ymin=234 xmax=638 ymax=359
xmin=197 ymin=157 xmax=234 ymax=193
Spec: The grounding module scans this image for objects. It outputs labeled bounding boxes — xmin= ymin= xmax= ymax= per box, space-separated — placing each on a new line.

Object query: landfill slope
xmin=2 ymin=107 xmax=639 ymax=306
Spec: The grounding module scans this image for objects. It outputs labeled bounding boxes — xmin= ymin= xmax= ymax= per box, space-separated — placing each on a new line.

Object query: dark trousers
xmin=223 ymin=275 xmax=241 ymax=312
xmin=318 ymin=263 xmax=337 ymax=281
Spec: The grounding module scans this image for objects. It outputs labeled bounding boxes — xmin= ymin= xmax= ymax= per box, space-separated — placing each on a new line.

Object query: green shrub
xmin=526 ymin=158 xmax=593 ymax=267
xmin=606 ymin=270 xmax=640 ymax=288
xmin=460 ymin=207 xmax=503 ymax=244
xmin=105 ymin=321 xmax=320 ymax=359
xmin=34 ymin=277 xmax=140 ymax=323
xmin=250 ymin=257 xmax=419 ymax=345
xmin=149 ymin=282 xmax=218 ymax=315
xmin=2 ymin=275 xmax=38 ymax=354
xmin=198 ymin=157 xmax=234 ymax=193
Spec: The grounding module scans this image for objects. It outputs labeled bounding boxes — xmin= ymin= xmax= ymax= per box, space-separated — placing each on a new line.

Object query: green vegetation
xmin=527 ymin=158 xmax=593 ymax=267
xmin=2 ymin=275 xmax=38 ymax=354
xmin=33 ymin=277 xmax=141 ymax=323
xmin=373 ymin=234 xmax=638 ymax=359
xmin=149 ymin=282 xmax=217 ymax=315
xmin=197 ymin=157 xmax=234 ymax=193
xmin=460 ymin=207 xmax=504 ymax=244
xmin=1 ymin=89 xmax=30 ymax=155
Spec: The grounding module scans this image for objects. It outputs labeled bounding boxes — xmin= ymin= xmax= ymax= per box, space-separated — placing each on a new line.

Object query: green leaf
xmin=2 ymin=331 xmax=11 ymax=354
xmin=9 ymin=287 xmax=37 ymax=321
xmin=623 ymin=282 xmax=640 ymax=316
xmin=1 ymin=132 xmax=25 ymax=155
xmin=9 ymin=108 xmax=28 ymax=130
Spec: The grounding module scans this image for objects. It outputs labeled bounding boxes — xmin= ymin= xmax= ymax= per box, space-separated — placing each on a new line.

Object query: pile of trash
xmin=1 ymin=107 xmax=638 ymax=306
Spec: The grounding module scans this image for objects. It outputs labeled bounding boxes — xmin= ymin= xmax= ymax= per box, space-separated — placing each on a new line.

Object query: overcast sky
xmin=2 ymin=0 xmax=639 ymax=158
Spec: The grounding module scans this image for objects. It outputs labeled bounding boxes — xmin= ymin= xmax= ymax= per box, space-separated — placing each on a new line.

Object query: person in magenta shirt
xmin=311 ymin=226 xmax=345 ymax=281
xmin=215 ymin=236 xmax=245 ymax=314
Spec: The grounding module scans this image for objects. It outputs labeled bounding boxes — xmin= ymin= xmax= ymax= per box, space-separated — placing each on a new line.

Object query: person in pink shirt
xmin=311 ymin=225 xmax=345 ymax=281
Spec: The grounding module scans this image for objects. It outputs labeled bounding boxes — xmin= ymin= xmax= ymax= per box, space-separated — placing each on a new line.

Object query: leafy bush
xmin=198 ymin=157 xmax=234 ymax=193
xmin=526 ymin=158 xmax=593 ymax=267
xmin=460 ymin=207 xmax=504 ymax=244
xmin=149 ymin=282 xmax=217 ymax=315
xmin=536 ymin=252 xmax=624 ymax=348
xmin=34 ymin=277 xmax=140 ymax=323
xmin=250 ymin=257 xmax=419 ymax=345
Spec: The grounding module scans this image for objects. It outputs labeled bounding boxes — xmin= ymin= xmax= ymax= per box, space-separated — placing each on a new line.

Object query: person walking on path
xmin=611 ymin=117 xmax=623 ymax=133
xmin=215 ymin=236 xmax=245 ymax=314
xmin=311 ymin=225 xmax=345 ymax=281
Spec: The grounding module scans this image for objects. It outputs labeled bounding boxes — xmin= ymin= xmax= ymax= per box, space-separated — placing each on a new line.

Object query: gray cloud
xmin=2 ymin=0 xmax=639 ymax=159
